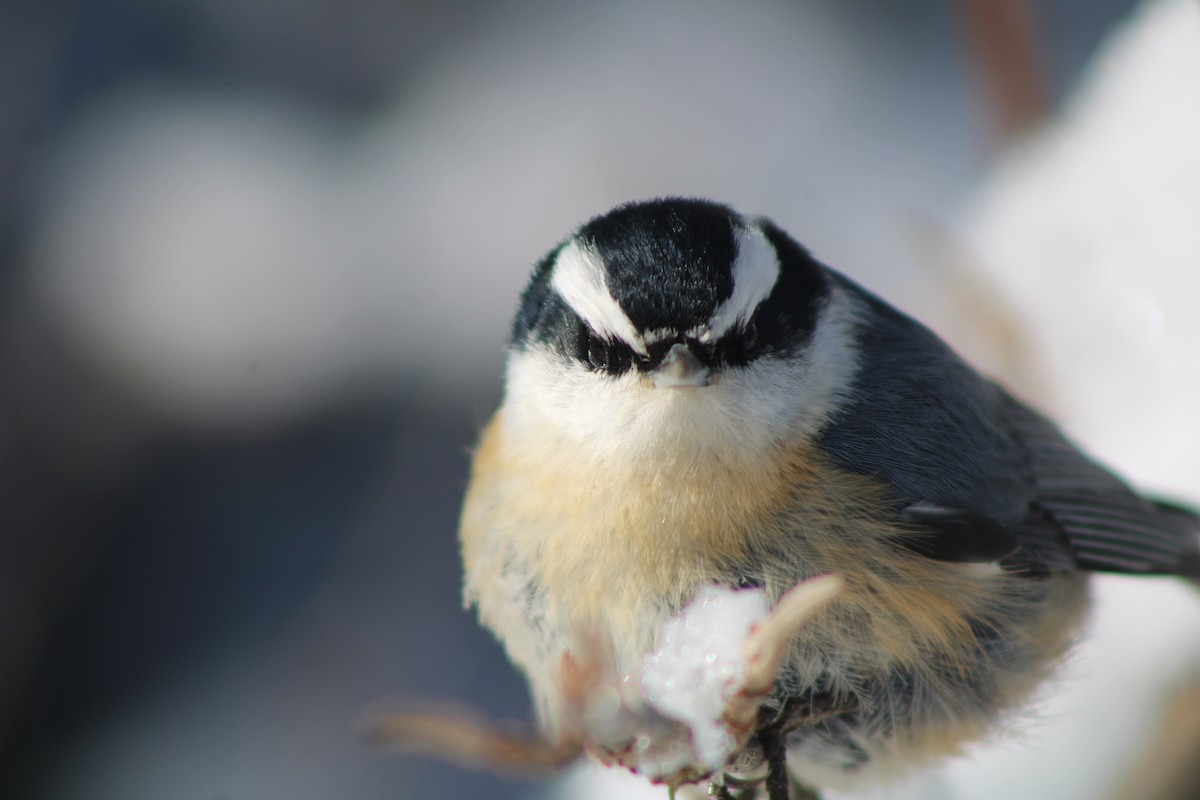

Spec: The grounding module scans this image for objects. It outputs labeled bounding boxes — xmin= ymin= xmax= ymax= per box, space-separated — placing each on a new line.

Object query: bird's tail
xmin=1147 ymin=497 xmax=1200 ymax=588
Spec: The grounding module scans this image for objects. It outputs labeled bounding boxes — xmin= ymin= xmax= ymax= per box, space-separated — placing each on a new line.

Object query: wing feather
xmin=999 ymin=392 xmax=1200 ymax=578
xmin=815 ymin=275 xmax=1199 ymax=579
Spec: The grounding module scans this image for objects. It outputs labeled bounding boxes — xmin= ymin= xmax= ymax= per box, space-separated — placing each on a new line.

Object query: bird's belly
xmin=460 ymin=410 xmax=1090 ymax=774
xmin=460 ymin=409 xmax=811 ymax=721
xmin=464 ymin=409 xmax=837 ymax=618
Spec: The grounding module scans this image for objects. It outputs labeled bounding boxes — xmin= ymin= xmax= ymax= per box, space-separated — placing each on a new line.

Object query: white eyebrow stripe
xmin=550 ymin=240 xmax=647 ymax=354
xmin=703 ymin=225 xmax=780 ymax=341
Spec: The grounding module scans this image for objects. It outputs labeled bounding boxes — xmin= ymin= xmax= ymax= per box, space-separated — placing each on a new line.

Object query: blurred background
xmin=2 ymin=1 xmax=1198 ymax=799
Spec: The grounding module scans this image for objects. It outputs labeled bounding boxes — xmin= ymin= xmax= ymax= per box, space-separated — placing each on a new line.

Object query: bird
xmin=458 ymin=197 xmax=1200 ymax=795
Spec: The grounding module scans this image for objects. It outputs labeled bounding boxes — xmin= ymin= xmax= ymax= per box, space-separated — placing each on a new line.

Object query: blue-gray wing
xmin=815 ymin=279 xmax=1200 ymax=579
xmin=998 ymin=394 xmax=1199 ymax=578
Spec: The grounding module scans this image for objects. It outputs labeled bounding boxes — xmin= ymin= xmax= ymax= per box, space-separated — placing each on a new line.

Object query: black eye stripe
xmin=743 ymin=320 xmax=759 ymax=351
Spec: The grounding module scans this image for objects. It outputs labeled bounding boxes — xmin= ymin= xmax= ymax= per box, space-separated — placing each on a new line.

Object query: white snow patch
xmin=639 ymin=585 xmax=769 ymax=771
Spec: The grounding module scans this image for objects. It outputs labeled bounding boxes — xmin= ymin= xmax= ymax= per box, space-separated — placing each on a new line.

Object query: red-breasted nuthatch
xmin=459 ymin=198 xmax=1200 ymax=792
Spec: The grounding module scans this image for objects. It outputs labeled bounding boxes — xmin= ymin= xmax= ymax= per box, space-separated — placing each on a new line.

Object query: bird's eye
xmin=711 ymin=319 xmax=762 ymax=367
xmin=583 ymin=332 xmax=633 ymax=374
xmin=587 ymin=334 xmax=610 ymax=369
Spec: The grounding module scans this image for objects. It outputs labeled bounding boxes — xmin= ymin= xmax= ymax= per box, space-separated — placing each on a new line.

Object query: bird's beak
xmin=651 ymin=343 xmax=710 ymax=388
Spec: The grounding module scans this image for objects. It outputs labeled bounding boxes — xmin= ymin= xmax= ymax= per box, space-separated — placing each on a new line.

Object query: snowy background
xmin=1 ymin=1 xmax=1197 ymax=799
